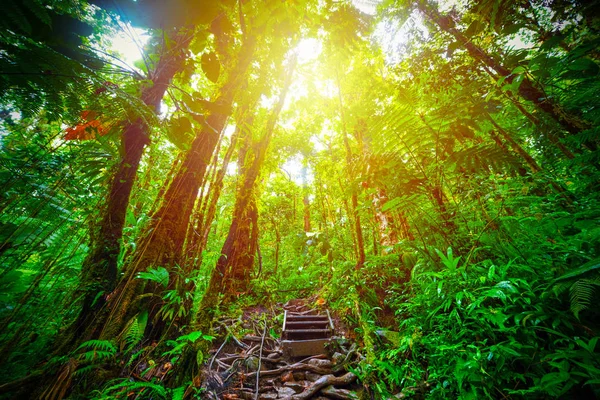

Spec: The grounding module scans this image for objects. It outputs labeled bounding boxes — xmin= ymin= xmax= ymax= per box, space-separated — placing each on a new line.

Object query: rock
xmin=307 ymin=358 xmax=332 ymax=369
xmin=277 ymin=387 xmax=297 ymax=397
xmin=331 ymin=352 xmax=345 ymax=365
xmin=305 ymin=372 xmax=321 ymax=381
xmin=259 ymin=394 xmax=278 ymax=400
xmin=283 ymin=382 xmax=304 ymax=393
xmin=281 ymin=371 xmax=295 ymax=382
xmin=244 ymin=356 xmax=260 ymax=371
xmin=292 ymin=371 xmax=306 ymax=381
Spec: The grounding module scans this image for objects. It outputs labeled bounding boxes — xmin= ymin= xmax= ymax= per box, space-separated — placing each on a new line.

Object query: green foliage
xmin=163 ymin=331 xmax=214 ymax=364
xmin=1 ymin=0 xmax=599 ymax=398
xmin=73 ymin=339 xmax=117 ymax=372
xmin=555 ymin=259 xmax=600 ymax=318
xmin=348 ymin=250 xmax=600 ymax=398
xmin=118 ymin=311 xmax=148 ymax=352
xmin=137 ymin=266 xmax=170 ymax=288
xmin=92 ymin=379 xmax=167 ymax=399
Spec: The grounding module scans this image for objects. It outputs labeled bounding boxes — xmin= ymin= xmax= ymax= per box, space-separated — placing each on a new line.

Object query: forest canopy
xmin=1 ymin=0 xmax=599 ymax=398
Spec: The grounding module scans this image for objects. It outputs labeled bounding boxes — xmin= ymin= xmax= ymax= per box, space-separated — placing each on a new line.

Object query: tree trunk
xmin=62 ymin=30 xmax=192 ymax=347
xmin=97 ymin=35 xmax=258 ymax=341
xmin=477 ymin=65 xmax=577 ymax=159
xmin=207 ymin=56 xmax=296 ymax=298
xmin=336 ymin=73 xmax=365 ymax=270
xmin=274 ymin=224 xmax=281 ymax=275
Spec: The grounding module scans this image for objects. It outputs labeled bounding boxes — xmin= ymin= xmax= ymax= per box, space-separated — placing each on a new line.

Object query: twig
xmin=297 ymin=354 xmax=328 ymax=364
xmin=221 ymin=324 xmax=249 ymax=350
xmin=254 ymin=319 xmax=267 ymax=400
xmin=209 ymin=336 xmax=229 ymax=372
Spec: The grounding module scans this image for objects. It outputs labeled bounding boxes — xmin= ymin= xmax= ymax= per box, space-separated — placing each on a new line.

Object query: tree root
xmin=244 ymin=361 xmax=332 ymax=379
xmin=321 ymin=384 xmax=360 ymax=399
xmin=291 ymin=372 xmax=357 ymax=399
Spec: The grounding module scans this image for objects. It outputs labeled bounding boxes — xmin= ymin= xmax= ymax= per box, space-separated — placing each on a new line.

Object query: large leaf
xmin=167 ymin=116 xmax=194 ymax=150
xmin=137 ymin=266 xmax=169 ymax=288
xmin=201 ymin=52 xmax=220 ymax=82
xmin=555 ymin=259 xmax=600 ymax=281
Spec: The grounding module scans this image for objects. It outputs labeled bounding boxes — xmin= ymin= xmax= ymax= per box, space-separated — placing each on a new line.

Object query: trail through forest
xmin=1 ymin=0 xmax=600 ymax=398
xmin=201 ymin=298 xmax=363 ymax=400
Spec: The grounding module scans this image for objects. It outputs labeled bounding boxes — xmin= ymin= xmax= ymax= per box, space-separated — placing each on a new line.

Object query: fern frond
xmin=569 ymin=278 xmax=600 ymax=318
xmin=117 ymin=311 xmax=148 ymax=352
xmin=75 ymin=339 xmax=117 ymax=353
xmin=101 ymin=379 xmax=168 ymax=398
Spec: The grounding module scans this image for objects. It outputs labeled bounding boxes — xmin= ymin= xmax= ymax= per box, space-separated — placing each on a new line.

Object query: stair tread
xmin=286 ymin=315 xmax=328 ymax=320
xmin=286 ymin=321 xmax=329 ymax=326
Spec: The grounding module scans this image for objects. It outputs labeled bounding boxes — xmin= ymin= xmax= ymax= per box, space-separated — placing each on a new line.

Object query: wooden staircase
xmin=282 ymin=310 xmax=334 ymax=357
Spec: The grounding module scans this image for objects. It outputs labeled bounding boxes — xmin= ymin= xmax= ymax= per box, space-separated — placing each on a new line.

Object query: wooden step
xmin=282 ymin=309 xmax=335 ymax=356
xmin=284 ymin=329 xmax=332 ymax=341
xmin=285 ymin=320 xmax=330 ymax=329
xmin=285 ymin=314 xmax=329 ymax=321
xmin=281 ymin=339 xmax=330 ymax=357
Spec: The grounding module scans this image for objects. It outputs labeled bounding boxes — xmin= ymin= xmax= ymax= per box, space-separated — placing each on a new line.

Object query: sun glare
xmin=108 ymin=25 xmax=149 ymax=71
xmin=295 ymin=38 xmax=322 ymax=64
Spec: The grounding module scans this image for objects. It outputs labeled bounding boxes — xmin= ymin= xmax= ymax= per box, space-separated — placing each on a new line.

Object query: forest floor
xmin=200 ymin=298 xmax=364 ymax=399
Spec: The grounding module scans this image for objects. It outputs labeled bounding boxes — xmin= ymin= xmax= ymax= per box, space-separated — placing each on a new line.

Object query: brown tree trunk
xmin=336 ymin=73 xmax=365 ymax=270
xmin=274 ymin=224 xmax=281 ymax=275
xmin=303 ymin=196 xmax=311 ymax=232
xmin=98 ymin=35 xmax=258 ymax=340
xmin=64 ymin=30 xmax=192 ymax=346
xmin=208 ymin=56 xmax=296 ymax=298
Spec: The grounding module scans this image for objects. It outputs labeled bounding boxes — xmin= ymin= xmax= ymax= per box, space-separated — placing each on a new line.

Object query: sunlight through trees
xmin=1 ymin=0 xmax=599 ymax=398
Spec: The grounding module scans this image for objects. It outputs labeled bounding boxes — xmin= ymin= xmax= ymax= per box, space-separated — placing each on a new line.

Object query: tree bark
xmin=63 ymin=29 xmax=192 ymax=346
xmin=208 ymin=56 xmax=296 ymax=298
xmin=98 ymin=35 xmax=258 ymax=340
xmin=336 ymin=72 xmax=365 ymax=270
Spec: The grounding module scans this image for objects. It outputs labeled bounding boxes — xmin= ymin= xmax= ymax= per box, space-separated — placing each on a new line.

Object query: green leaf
xmin=555 ymin=259 xmax=600 ymax=281
xmin=137 ymin=267 xmax=169 ymax=288
xmin=382 ymin=197 xmax=403 ymax=212
xmin=167 ymin=116 xmax=194 ymax=150
xmin=465 ymin=20 xmax=483 ymax=38
xmin=502 ymin=23 xmax=524 ymax=35
xmin=539 ymin=34 xmax=565 ymax=51
xmin=201 ymin=52 xmax=220 ymax=83
xmin=567 ymin=58 xmax=599 ymax=74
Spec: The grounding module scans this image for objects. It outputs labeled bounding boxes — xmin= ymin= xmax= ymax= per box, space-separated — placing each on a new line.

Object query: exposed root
xmin=291 ymin=372 xmax=357 ymax=399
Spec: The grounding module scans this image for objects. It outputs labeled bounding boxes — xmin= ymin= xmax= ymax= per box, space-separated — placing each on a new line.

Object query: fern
xmin=569 ymin=278 xmax=600 ymax=319
xmin=118 ymin=311 xmax=148 ymax=352
xmin=554 ymin=259 xmax=600 ymax=318
xmin=74 ymin=340 xmax=117 ymax=364
xmin=75 ymin=339 xmax=117 ymax=353
xmin=171 ymin=386 xmax=185 ymax=400
xmin=98 ymin=379 xmax=168 ymax=399
xmin=137 ymin=266 xmax=169 ymax=287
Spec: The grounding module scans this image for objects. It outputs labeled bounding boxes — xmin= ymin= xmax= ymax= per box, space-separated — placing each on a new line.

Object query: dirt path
xmin=201 ymin=299 xmax=362 ymax=399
